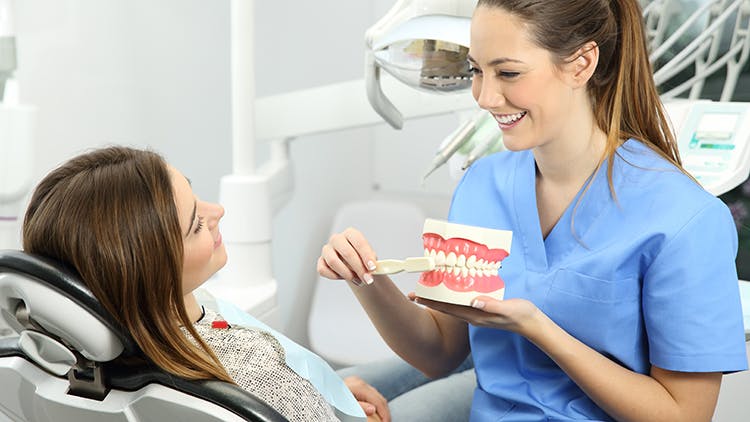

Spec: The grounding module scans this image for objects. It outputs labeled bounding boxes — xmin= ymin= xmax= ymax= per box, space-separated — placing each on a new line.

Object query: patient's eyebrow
xmin=186 ymin=200 xmax=196 ymax=236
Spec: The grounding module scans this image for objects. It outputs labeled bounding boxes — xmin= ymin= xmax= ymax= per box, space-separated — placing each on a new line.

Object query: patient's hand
xmin=344 ymin=375 xmax=390 ymax=422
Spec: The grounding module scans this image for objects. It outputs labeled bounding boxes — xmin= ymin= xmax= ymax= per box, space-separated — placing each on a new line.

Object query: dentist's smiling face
xmin=469 ymin=6 xmax=577 ymax=151
xmin=170 ymin=165 xmax=227 ymax=295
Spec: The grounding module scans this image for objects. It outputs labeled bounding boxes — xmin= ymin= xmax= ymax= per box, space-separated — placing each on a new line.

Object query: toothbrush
xmin=373 ymin=257 xmax=435 ymax=275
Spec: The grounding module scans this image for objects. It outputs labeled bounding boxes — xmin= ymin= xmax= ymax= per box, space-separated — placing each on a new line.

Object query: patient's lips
xmin=419 ymin=233 xmax=509 ymax=293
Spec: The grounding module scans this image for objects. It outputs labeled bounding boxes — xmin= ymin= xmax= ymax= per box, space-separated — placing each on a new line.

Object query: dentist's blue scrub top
xmin=448 ymin=139 xmax=748 ymax=422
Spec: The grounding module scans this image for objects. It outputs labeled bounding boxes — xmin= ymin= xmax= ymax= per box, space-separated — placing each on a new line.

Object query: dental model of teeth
xmin=416 ymin=218 xmax=512 ymax=306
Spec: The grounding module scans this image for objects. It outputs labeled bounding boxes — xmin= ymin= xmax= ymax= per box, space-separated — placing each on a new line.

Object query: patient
xmin=21 ymin=146 xmax=388 ymax=422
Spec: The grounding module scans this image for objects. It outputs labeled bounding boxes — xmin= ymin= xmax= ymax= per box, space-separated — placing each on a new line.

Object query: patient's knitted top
xmin=184 ymin=308 xmax=339 ymax=422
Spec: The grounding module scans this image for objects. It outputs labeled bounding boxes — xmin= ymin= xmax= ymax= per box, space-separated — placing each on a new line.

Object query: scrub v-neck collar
xmin=513 ymin=149 xmax=611 ymax=273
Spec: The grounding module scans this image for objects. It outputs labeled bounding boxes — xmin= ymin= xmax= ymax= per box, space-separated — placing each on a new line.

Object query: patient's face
xmin=170 ymin=166 xmax=227 ymax=295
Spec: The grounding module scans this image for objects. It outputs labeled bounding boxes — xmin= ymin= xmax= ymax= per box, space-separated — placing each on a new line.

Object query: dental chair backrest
xmin=308 ymin=200 xmax=426 ymax=368
xmin=0 ymin=249 xmax=287 ymax=422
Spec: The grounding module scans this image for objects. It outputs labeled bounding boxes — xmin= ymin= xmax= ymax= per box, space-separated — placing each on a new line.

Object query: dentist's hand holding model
xmin=320 ymin=1 xmax=748 ymax=421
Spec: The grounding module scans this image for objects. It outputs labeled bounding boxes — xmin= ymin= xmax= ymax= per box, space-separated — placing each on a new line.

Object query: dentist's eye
xmin=194 ymin=216 xmax=204 ymax=234
xmin=468 ymin=65 xmax=482 ymax=75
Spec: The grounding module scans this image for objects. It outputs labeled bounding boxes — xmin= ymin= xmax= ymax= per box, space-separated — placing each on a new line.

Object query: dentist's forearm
xmin=349 ymin=274 xmax=470 ymax=378
xmin=527 ymin=312 xmax=721 ymax=422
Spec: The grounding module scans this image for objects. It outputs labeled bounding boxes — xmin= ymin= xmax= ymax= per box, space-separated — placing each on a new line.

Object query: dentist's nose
xmin=473 ymin=76 xmax=505 ymax=111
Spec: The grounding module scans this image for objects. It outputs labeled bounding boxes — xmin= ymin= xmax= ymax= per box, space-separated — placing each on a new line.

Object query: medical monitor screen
xmin=720 ymin=182 xmax=750 ymax=281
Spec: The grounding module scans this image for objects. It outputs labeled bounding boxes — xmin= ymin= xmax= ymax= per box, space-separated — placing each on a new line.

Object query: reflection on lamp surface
xmin=373 ymin=38 xmax=472 ymax=93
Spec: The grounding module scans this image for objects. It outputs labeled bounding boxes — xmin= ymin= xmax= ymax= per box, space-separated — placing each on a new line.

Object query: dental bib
xmin=196 ymin=290 xmax=366 ymax=422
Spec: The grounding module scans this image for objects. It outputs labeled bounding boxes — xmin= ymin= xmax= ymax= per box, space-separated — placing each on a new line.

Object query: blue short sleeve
xmin=644 ymin=200 xmax=747 ymax=372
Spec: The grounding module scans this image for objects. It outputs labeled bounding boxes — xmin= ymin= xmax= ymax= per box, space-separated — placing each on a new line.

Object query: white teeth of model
xmin=457 ymin=254 xmax=466 ymax=267
xmin=446 ymin=252 xmax=457 ymax=267
xmin=430 ymin=249 xmax=437 ymax=260
xmin=492 ymin=261 xmax=500 ymax=271
xmin=469 ymin=268 xmax=477 ymax=277
xmin=436 ymin=250 xmax=446 ymax=266
xmin=467 ymin=255 xmax=476 ymax=269
xmin=424 ymin=249 xmax=430 ymax=257
xmin=461 ymin=267 xmax=468 ymax=277
xmin=453 ymin=267 xmax=461 ymax=276
xmin=477 ymin=259 xmax=486 ymax=270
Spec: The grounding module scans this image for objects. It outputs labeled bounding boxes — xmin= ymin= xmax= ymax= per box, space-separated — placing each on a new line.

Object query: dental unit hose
xmin=462 ymin=115 xmax=504 ymax=170
xmin=422 ymin=114 xmax=479 ymax=182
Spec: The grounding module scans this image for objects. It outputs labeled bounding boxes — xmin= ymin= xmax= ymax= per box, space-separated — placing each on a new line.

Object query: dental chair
xmin=0 ymin=249 xmax=287 ymax=422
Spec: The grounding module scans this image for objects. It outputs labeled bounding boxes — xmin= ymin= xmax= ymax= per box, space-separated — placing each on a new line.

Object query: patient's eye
xmin=194 ymin=216 xmax=204 ymax=234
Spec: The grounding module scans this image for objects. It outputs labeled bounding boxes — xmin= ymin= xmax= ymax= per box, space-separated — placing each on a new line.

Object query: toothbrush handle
xmin=372 ymin=259 xmax=405 ymax=275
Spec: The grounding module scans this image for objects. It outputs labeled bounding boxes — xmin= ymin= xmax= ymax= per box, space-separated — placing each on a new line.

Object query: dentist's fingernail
xmin=367 ymin=261 xmax=377 ymax=271
xmin=471 ymin=299 xmax=485 ymax=309
xmin=364 ymin=273 xmax=374 ymax=285
xmin=351 ymin=278 xmax=362 ymax=286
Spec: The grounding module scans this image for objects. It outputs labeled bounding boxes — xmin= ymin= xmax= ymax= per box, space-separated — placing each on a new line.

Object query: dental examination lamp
xmin=365 ymin=0 xmax=505 ymax=182
xmin=365 ymin=0 xmax=477 ymax=130
xmin=0 ymin=0 xmax=35 ymax=250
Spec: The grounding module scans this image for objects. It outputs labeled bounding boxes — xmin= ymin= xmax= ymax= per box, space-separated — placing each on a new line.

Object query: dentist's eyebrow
xmin=467 ymin=54 xmax=524 ymax=66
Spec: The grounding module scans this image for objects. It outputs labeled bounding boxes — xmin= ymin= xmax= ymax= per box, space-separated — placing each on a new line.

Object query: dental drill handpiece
xmin=422 ymin=116 xmax=478 ymax=183
xmin=462 ymin=132 xmax=502 ymax=170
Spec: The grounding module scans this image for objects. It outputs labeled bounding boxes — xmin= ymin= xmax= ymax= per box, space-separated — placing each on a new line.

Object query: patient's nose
xmin=199 ymin=201 xmax=225 ymax=226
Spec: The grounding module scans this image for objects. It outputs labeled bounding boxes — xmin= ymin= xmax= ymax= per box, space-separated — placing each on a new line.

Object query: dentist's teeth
xmin=496 ymin=111 xmax=526 ymax=124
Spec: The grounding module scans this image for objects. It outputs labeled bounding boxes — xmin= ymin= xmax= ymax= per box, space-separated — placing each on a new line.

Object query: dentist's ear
xmin=565 ymin=41 xmax=599 ymax=88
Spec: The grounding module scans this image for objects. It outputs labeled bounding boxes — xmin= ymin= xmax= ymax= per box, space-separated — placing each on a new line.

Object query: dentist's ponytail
xmin=595 ymin=0 xmax=685 ymax=185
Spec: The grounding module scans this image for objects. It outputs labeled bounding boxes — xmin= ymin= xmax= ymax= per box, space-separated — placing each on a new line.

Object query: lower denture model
xmin=416 ymin=218 xmax=512 ymax=306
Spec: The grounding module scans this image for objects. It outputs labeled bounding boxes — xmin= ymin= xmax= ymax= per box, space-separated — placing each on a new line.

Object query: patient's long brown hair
xmin=23 ymin=146 xmax=233 ymax=383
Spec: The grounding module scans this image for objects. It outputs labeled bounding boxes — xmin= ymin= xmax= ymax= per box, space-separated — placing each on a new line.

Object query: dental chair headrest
xmin=0 ymin=249 xmax=288 ymax=421
xmin=0 ymin=249 xmax=138 ymax=361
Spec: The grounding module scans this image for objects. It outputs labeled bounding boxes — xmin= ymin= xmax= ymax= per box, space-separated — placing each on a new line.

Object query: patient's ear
xmin=562 ymin=41 xmax=599 ymax=89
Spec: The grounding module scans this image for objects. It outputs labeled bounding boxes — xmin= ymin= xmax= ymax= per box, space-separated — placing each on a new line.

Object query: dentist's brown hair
xmin=22 ymin=146 xmax=233 ymax=383
xmin=477 ymin=0 xmax=690 ymax=192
